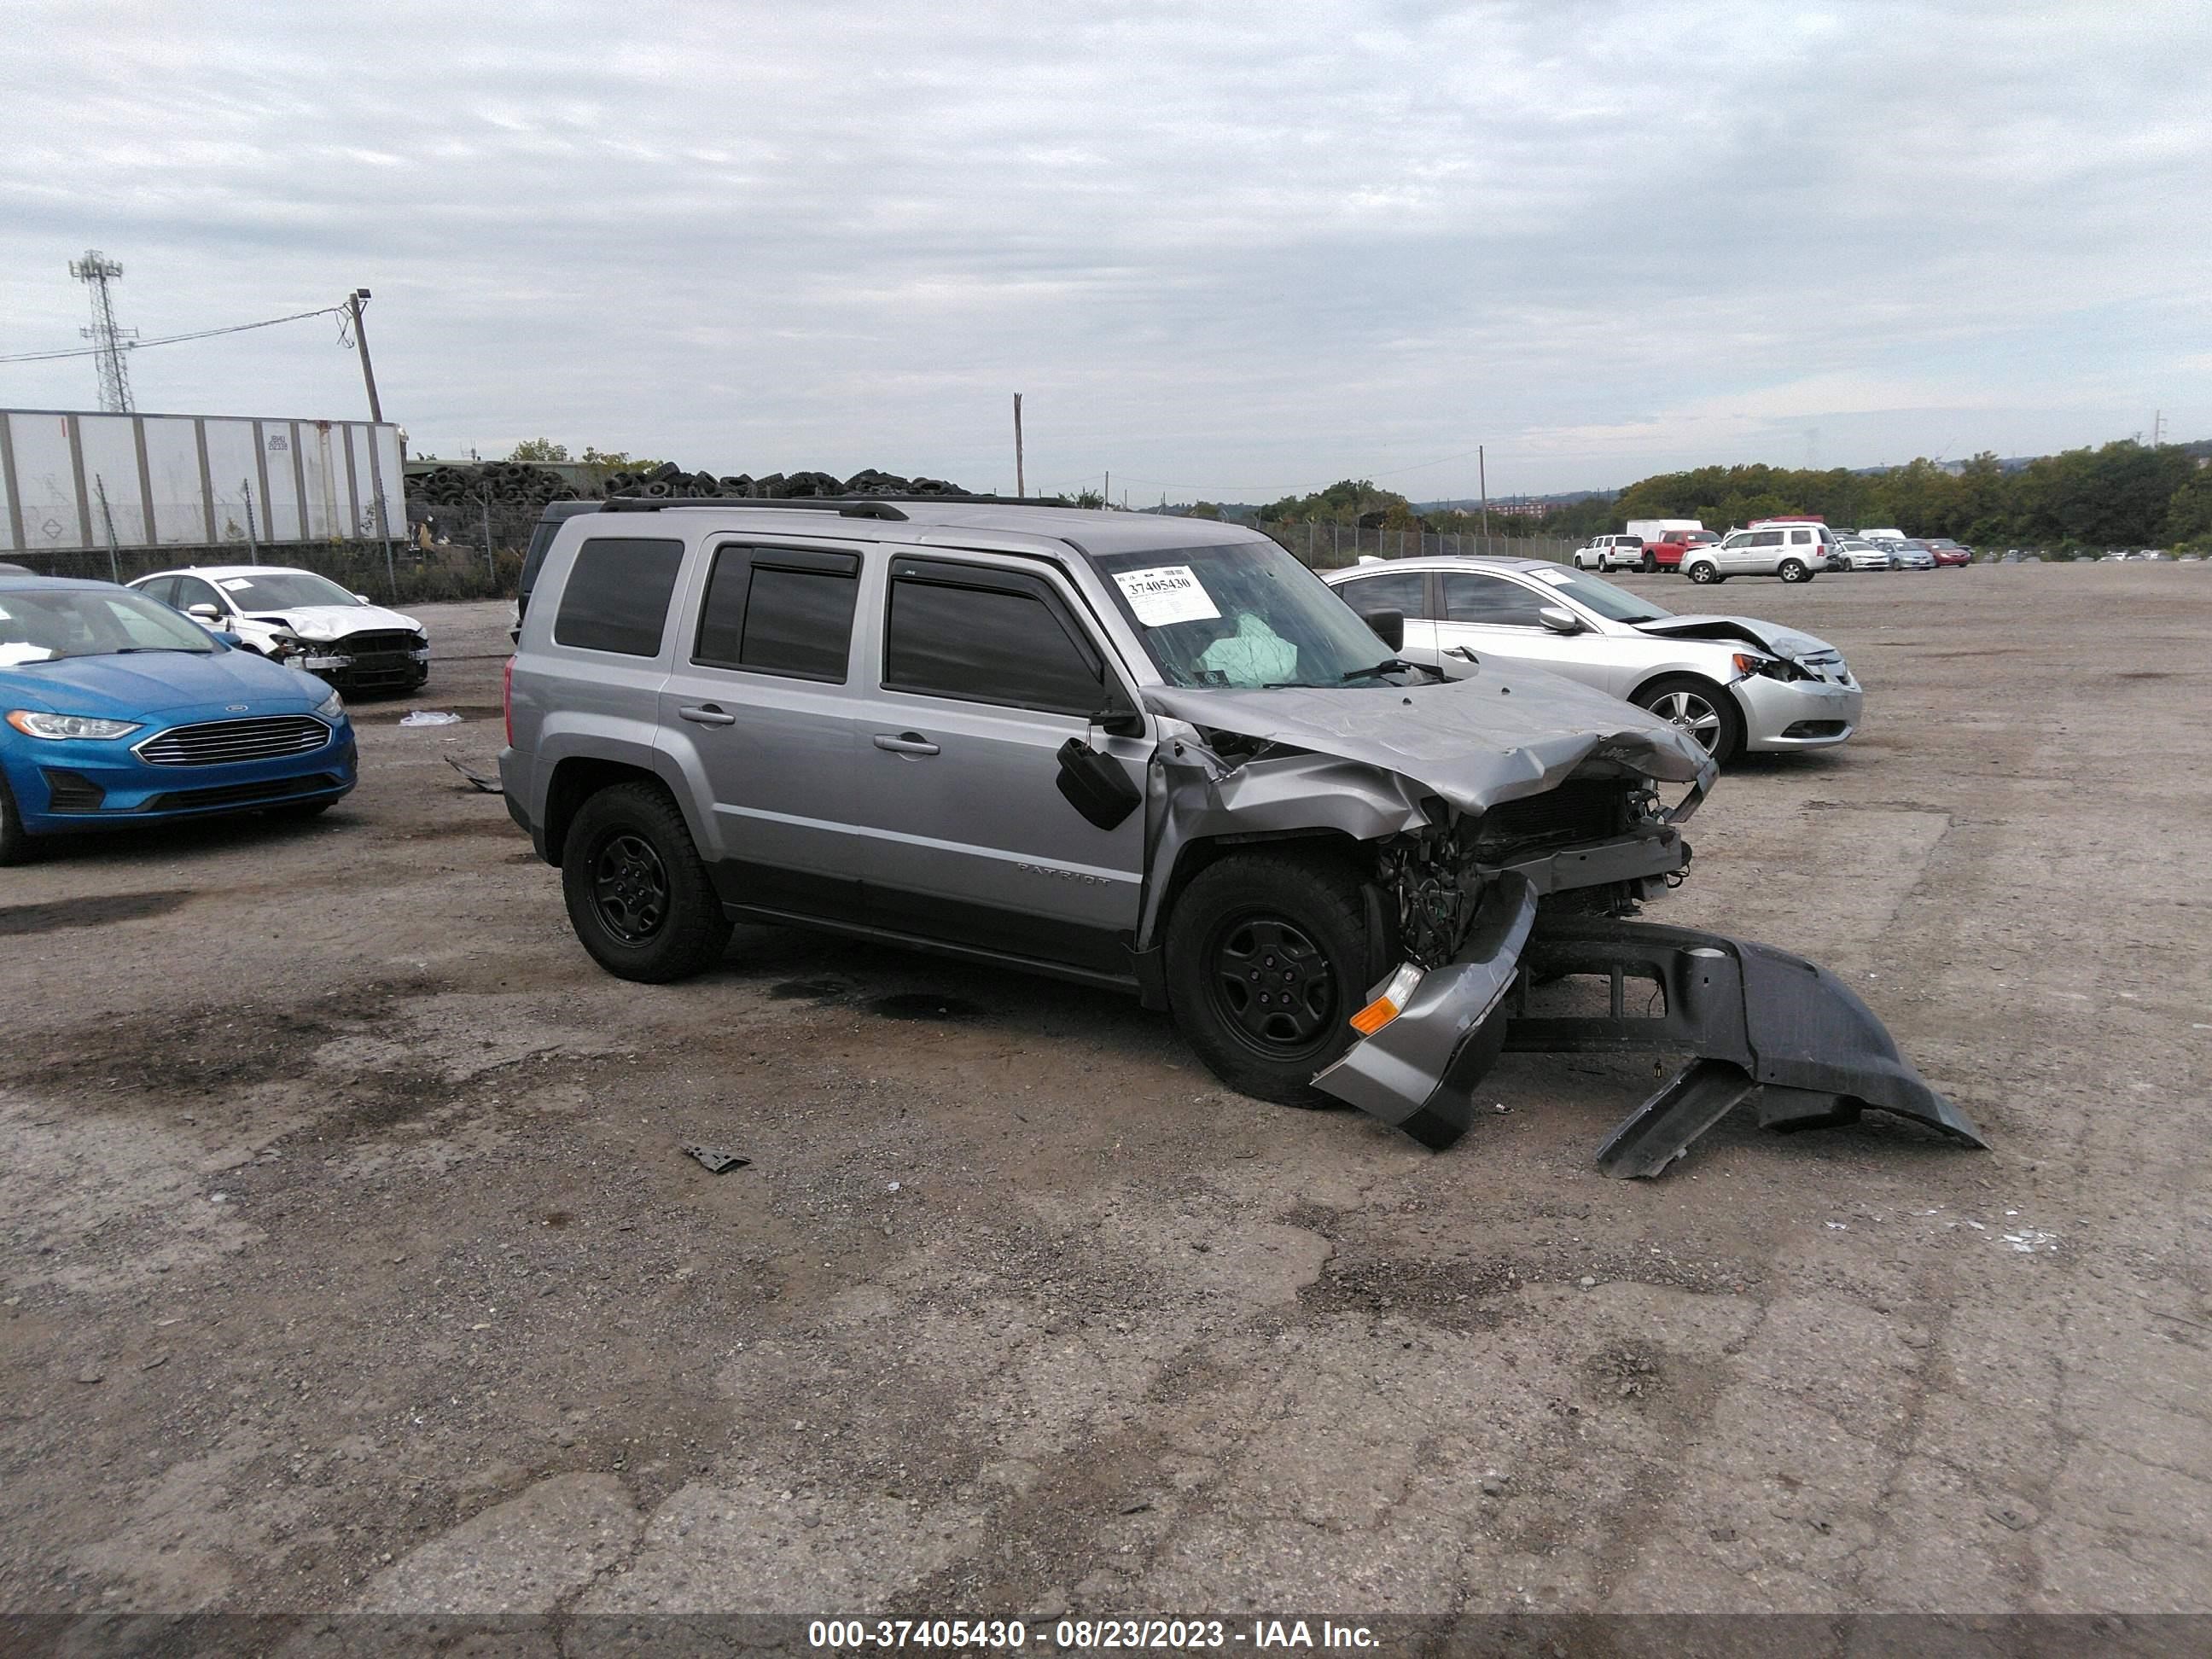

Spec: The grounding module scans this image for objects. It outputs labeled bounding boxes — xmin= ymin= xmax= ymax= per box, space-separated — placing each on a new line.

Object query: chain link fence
xmin=6 ymin=493 xmax=539 ymax=606
xmin=1260 ymin=522 xmax=1580 ymax=568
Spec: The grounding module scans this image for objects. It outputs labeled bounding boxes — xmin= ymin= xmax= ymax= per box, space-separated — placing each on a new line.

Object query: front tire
xmin=0 ymin=771 xmax=38 ymax=866
xmin=1685 ymin=562 xmax=1721 ymax=585
xmin=1635 ymin=674 xmax=1745 ymax=767
xmin=561 ymin=781 xmax=731 ymax=982
xmin=1164 ymin=851 xmax=1385 ymax=1108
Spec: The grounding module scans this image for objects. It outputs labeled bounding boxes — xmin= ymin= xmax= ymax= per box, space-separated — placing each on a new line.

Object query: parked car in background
xmin=1834 ymin=537 xmax=1892 ymax=571
xmin=1925 ymin=538 xmax=1973 ymax=568
xmin=1680 ymin=522 xmax=1838 ymax=584
xmin=1572 ymin=533 xmax=1647 ymax=573
xmin=1858 ymin=527 xmax=1906 ymax=544
xmin=1889 ymin=541 xmax=1938 ymax=571
xmin=0 ymin=574 xmax=356 ymax=863
xmin=1327 ymin=556 xmax=1861 ymax=765
xmin=1642 ymin=527 xmax=1720 ymax=573
xmin=130 ymin=566 xmax=430 ymax=694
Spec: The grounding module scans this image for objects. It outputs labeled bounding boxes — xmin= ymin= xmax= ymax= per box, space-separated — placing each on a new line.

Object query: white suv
xmin=1572 ymin=534 xmax=1646 ymax=573
xmin=1682 ymin=524 xmax=1837 ymax=585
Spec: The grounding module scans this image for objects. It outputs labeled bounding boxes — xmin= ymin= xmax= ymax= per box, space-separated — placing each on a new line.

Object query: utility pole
xmin=2152 ymin=410 xmax=2166 ymax=447
xmin=1013 ymin=393 xmax=1026 ymax=498
xmin=1478 ymin=445 xmax=1489 ymax=547
xmin=70 ymin=252 xmax=137 ymax=413
xmin=346 ymin=288 xmax=384 ymax=422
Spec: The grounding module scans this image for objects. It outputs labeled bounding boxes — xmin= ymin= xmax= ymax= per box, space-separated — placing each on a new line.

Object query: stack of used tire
xmin=409 ymin=460 xmax=581 ymax=509
xmin=597 ymin=463 xmax=969 ymax=500
xmin=406 ymin=460 xmax=974 ymax=510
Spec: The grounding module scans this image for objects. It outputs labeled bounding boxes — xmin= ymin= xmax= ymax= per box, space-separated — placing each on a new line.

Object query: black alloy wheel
xmin=591 ymin=831 xmax=669 ymax=944
xmin=1206 ymin=913 xmax=1339 ymax=1057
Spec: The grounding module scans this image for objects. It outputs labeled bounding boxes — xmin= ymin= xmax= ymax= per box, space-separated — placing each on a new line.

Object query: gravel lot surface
xmin=2 ymin=566 xmax=2207 ymax=1627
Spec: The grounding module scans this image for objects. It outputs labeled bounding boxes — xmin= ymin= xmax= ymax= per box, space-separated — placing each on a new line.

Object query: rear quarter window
xmin=553 ymin=538 xmax=685 ymax=657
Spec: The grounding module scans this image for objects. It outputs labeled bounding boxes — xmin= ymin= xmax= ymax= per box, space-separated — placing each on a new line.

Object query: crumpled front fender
xmin=1311 ymin=874 xmax=1538 ymax=1147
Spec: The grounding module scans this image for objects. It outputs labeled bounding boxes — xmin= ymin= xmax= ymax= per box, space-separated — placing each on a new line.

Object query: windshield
xmin=214 ymin=571 xmax=360 ymax=609
xmin=1516 ymin=565 xmax=1672 ymax=625
xmin=0 ymin=587 xmax=220 ymax=664
xmin=1091 ymin=541 xmax=1402 ymax=689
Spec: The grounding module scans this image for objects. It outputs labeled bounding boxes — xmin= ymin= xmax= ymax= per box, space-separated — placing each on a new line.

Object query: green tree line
xmin=1254 ymin=441 xmax=2212 ymax=550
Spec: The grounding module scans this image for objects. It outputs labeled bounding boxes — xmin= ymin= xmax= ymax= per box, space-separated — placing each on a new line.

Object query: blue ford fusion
xmin=0 ymin=574 xmax=357 ymax=863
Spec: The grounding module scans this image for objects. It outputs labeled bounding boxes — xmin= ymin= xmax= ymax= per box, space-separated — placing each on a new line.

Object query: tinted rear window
xmin=694 ymin=544 xmax=860 ymax=682
xmin=554 ymin=538 xmax=684 ymax=656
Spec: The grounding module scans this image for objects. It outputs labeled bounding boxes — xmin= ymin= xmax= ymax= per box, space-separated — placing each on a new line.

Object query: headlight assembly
xmin=6 ymin=710 xmax=143 ymax=741
xmin=312 ymin=688 xmax=346 ymax=720
xmin=1732 ymin=652 xmax=1813 ymax=684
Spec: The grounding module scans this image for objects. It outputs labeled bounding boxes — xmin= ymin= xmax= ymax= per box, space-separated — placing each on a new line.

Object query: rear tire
xmin=0 ymin=771 xmax=38 ymax=866
xmin=1164 ymin=851 xmax=1385 ymax=1109
xmin=1778 ymin=558 xmax=1811 ymax=583
xmin=1641 ymin=553 xmax=1657 ymax=573
xmin=1634 ymin=674 xmax=1744 ymax=767
xmin=561 ymin=781 xmax=731 ymax=982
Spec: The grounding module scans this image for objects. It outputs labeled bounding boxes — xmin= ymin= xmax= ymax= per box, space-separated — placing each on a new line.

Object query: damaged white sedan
xmin=1325 ymin=556 xmax=1861 ymax=765
xmin=502 ymin=500 xmax=1982 ymax=1177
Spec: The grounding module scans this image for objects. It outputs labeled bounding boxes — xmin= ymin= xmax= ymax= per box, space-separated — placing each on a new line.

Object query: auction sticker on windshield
xmin=1532 ymin=568 xmax=1576 ymax=586
xmin=1112 ymin=565 xmax=1220 ymax=627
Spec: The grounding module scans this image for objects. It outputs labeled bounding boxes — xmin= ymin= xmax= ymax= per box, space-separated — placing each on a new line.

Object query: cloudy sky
xmin=3 ymin=1 xmax=2207 ymax=501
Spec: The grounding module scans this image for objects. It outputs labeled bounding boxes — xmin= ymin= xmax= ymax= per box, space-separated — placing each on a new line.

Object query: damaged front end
xmin=1139 ymin=671 xmax=1984 ymax=1176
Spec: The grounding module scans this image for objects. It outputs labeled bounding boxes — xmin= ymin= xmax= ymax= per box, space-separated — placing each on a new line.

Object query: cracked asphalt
xmin=1 ymin=565 xmax=2207 ymax=1627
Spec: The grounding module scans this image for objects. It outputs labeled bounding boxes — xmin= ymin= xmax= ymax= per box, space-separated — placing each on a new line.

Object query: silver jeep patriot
xmin=502 ymin=499 xmax=1982 ymax=1171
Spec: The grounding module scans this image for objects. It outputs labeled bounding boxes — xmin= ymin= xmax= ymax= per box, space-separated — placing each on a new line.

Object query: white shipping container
xmin=1 ymin=407 xmax=403 ymax=556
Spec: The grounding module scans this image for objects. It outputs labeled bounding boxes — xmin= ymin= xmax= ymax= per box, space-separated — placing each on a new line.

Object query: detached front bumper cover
xmin=1312 ymin=908 xmax=1987 ymax=1175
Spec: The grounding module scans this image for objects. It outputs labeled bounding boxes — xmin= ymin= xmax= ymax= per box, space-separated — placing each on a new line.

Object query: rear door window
xmin=554 ymin=537 xmax=684 ymax=657
xmin=694 ymin=544 xmax=861 ymax=682
xmin=1441 ymin=571 xmax=1549 ymax=626
xmin=882 ymin=562 xmax=1109 ymax=716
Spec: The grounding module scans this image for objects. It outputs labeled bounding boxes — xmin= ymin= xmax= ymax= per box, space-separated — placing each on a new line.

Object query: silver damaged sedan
xmin=1324 ymin=556 xmax=1862 ymax=765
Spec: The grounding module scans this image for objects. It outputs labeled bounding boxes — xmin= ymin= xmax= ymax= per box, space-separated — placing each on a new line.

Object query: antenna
xmin=69 ymin=249 xmax=137 ymax=412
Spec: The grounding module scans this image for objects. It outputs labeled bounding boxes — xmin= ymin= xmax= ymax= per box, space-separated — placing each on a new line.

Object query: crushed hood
xmin=1633 ymin=614 xmax=1837 ymax=660
xmin=241 ymin=603 xmax=422 ymax=642
xmin=1142 ymin=662 xmax=1714 ymax=822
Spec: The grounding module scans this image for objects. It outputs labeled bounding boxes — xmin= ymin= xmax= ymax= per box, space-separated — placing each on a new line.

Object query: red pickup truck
xmin=1643 ymin=528 xmax=1720 ymax=572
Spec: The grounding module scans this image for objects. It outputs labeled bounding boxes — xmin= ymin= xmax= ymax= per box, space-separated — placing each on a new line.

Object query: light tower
xmin=68 ymin=250 xmax=137 ymax=413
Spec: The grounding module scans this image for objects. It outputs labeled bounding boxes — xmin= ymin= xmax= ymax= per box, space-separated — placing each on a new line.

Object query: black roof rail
xmin=602 ymin=496 xmax=908 ymax=521
xmin=597 ymin=493 xmax=1081 ymax=522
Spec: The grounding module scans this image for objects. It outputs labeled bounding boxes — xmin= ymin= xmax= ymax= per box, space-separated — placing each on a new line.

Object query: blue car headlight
xmin=6 ymin=710 xmax=143 ymax=741
xmin=312 ymin=688 xmax=345 ymax=721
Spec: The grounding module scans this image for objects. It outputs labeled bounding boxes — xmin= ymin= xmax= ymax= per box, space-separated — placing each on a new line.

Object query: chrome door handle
xmin=678 ymin=704 xmax=736 ymax=726
xmin=873 ymin=732 xmax=940 ymax=755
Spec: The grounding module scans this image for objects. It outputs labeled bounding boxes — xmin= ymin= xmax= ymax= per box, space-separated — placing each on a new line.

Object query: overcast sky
xmin=4 ymin=1 xmax=2208 ymax=500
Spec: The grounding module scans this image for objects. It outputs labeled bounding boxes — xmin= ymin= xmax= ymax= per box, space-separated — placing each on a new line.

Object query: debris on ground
xmin=681 ymin=1145 xmax=750 ymax=1173
xmin=443 ymin=755 xmax=503 ymax=793
xmin=400 ymin=711 xmax=463 ymax=727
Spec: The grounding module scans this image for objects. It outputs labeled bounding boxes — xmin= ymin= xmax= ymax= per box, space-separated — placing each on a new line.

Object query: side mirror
xmin=1056 ymin=738 xmax=1143 ymax=830
xmin=1537 ymin=605 xmax=1584 ymax=636
xmin=1094 ymin=703 xmax=1146 ymax=740
xmin=187 ymin=603 xmax=222 ymax=623
xmin=353 ymin=593 xmax=372 ymax=605
xmin=211 ymin=631 xmax=243 ymax=648
xmin=1360 ymin=608 xmax=1405 ymax=652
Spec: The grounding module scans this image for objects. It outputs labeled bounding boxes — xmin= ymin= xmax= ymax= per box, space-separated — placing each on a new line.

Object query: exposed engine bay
xmin=1137 ymin=671 xmax=1985 ymax=1176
